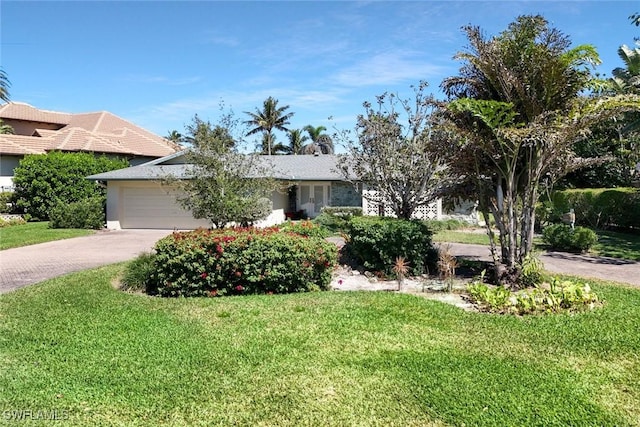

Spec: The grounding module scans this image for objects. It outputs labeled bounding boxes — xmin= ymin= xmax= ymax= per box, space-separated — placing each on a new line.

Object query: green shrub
xmin=12 ymin=151 xmax=127 ymax=220
xmin=549 ymin=188 xmax=640 ymax=230
xmin=314 ymin=207 xmax=364 ymax=233
xmin=320 ymin=206 xmax=363 ymax=217
xmin=424 ymin=219 xmax=469 ymax=232
xmin=150 ymin=227 xmax=338 ymax=297
xmin=121 ymin=253 xmax=156 ymax=292
xmin=278 ymin=219 xmax=329 ymax=238
xmin=467 ymin=277 xmax=600 ymax=315
xmin=0 ymin=192 xmax=15 ymax=214
xmin=345 ymin=216 xmax=438 ymax=276
xmin=519 ymin=253 xmax=544 ymax=288
xmin=542 ymin=224 xmax=598 ymax=253
xmin=49 ymin=197 xmax=105 ymax=229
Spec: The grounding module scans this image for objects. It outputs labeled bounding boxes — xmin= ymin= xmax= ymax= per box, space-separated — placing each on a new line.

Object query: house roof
xmin=0 ymin=102 xmax=180 ymax=158
xmin=88 ymin=151 xmax=351 ymax=181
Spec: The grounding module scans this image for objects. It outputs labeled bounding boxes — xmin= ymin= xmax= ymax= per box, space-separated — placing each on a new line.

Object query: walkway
xmin=0 ymin=229 xmax=173 ymax=294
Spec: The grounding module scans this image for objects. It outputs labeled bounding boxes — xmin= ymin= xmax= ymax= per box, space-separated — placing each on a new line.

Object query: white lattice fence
xmin=362 ymin=190 xmax=442 ymax=220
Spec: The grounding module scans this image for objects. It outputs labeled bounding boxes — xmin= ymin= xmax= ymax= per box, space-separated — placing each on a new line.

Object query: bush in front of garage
xmin=49 ymin=197 xmax=105 ymax=229
xmin=146 ymin=226 xmax=338 ymax=297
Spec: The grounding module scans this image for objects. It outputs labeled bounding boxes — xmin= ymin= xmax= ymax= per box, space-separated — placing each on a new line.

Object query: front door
xmin=299 ymin=184 xmax=330 ymax=218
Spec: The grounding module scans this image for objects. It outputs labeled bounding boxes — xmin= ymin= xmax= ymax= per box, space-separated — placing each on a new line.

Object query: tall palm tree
xmin=286 ymin=129 xmax=308 ymax=155
xmin=302 ymin=124 xmax=335 ymax=154
xmin=0 ymin=67 xmax=10 ymax=103
xmin=244 ymin=97 xmax=294 ymax=155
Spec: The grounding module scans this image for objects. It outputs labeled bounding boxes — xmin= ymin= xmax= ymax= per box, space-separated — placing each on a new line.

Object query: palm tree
xmin=166 ymin=129 xmax=184 ymax=144
xmin=302 ymin=124 xmax=335 ymax=154
xmin=286 ymin=129 xmax=308 ymax=155
xmin=611 ymin=43 xmax=640 ymax=94
xmin=244 ymin=97 xmax=294 ymax=155
xmin=0 ymin=67 xmax=10 ymax=103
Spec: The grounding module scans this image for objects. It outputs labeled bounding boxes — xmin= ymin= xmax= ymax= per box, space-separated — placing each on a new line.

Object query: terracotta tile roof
xmin=0 ymin=102 xmax=179 ymax=158
xmin=0 ymin=102 xmax=71 ymax=125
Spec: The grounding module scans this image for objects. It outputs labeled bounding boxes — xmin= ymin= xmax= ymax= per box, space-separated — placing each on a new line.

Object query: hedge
xmin=345 ymin=216 xmax=438 ymax=276
xmin=549 ymin=188 xmax=640 ymax=230
xmin=150 ymin=226 xmax=338 ymax=297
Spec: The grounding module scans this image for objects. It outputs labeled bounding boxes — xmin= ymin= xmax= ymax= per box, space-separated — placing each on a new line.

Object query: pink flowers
xmin=338 ymin=279 xmax=343 ymax=286
xmin=235 ymin=285 xmax=244 ymax=292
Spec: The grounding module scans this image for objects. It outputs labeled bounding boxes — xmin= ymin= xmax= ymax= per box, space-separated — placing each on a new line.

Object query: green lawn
xmin=592 ymin=230 xmax=640 ymax=261
xmin=1 ymin=265 xmax=639 ymax=426
xmin=433 ymin=229 xmax=493 ymax=245
xmin=0 ymin=222 xmax=93 ymax=250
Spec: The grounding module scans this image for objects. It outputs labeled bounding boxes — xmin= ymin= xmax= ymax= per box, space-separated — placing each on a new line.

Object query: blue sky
xmin=1 ymin=1 xmax=638 ymax=150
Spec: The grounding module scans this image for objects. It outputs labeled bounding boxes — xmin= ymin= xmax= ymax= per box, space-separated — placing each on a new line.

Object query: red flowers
xmin=209 ymin=289 xmax=218 ymax=297
xmin=200 ymin=272 xmax=208 ymax=279
xmin=234 ymin=271 xmax=242 ymax=277
xmin=235 ymin=285 xmax=244 ymax=292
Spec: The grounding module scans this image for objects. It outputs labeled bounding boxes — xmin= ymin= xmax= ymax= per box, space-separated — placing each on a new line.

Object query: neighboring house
xmin=88 ymin=151 xmax=363 ymax=230
xmin=0 ymin=102 xmax=180 ymax=191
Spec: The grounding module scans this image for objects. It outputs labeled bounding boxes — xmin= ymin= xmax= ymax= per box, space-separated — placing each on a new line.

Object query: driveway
xmin=0 ymin=229 xmax=174 ymax=294
xmin=441 ymin=242 xmax=640 ymax=287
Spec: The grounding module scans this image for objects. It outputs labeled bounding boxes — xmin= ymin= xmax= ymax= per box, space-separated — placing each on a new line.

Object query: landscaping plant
xmin=542 ymin=224 xmax=598 ymax=253
xmin=149 ymin=226 xmax=338 ymax=297
xmin=346 ymin=216 xmax=438 ymax=276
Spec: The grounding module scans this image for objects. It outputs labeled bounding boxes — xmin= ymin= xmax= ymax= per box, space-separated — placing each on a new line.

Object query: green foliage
xmin=278 ymin=220 xmax=329 ymax=238
xmin=467 ymin=277 xmax=599 ymax=315
xmin=314 ymin=207 xmax=363 ymax=233
xmin=150 ymin=227 xmax=338 ymax=297
xmin=172 ymin=114 xmax=278 ymax=228
xmin=0 ymin=192 xmax=16 ymax=213
xmin=520 ymin=253 xmax=545 ymax=288
xmin=346 ymin=216 xmax=438 ymax=276
xmin=49 ymin=197 xmax=105 ymax=229
xmin=424 ymin=218 xmax=469 ymax=232
xmin=549 ymin=188 xmax=640 ymax=230
xmin=12 ymin=151 xmax=127 ymax=221
xmin=542 ymin=224 xmax=598 ymax=253
xmin=121 ymin=253 xmax=157 ymax=292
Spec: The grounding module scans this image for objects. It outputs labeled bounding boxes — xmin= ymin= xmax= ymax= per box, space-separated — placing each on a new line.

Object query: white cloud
xmin=332 ymin=51 xmax=449 ymax=87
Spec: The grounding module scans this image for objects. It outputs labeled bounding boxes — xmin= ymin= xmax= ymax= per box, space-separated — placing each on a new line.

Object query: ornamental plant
xmin=148 ymin=226 xmax=337 ymax=297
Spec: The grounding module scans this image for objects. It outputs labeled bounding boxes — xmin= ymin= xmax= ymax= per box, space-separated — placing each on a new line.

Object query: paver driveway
xmin=0 ymin=229 xmax=174 ymax=294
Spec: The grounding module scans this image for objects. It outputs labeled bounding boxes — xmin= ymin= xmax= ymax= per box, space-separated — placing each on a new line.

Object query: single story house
xmin=88 ymin=151 xmax=364 ymax=230
xmin=0 ymin=102 xmax=180 ymax=191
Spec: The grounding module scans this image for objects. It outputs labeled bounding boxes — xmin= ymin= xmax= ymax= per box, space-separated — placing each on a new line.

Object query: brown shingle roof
xmin=0 ymin=102 xmax=180 ymax=158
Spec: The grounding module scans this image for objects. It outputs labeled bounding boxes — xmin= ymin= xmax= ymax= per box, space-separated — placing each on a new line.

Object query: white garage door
xmin=120 ymin=186 xmax=211 ymax=229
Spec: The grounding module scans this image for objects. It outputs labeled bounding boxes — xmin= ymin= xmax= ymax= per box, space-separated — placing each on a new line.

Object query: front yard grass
xmin=1 ymin=265 xmax=639 ymax=426
xmin=0 ymin=221 xmax=93 ymax=250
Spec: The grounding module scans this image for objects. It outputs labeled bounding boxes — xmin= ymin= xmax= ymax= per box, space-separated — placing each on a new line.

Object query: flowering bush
xmin=149 ymin=227 xmax=337 ymax=297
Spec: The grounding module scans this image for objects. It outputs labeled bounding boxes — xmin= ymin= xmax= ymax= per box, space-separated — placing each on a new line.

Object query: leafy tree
xmin=12 ymin=151 xmax=128 ymax=221
xmin=170 ymin=113 xmax=278 ymax=228
xmin=286 ymin=129 xmax=309 ymax=155
xmin=337 ymin=81 xmax=455 ymax=220
xmin=0 ymin=120 xmax=13 ymax=134
xmin=631 ymin=13 xmax=640 ymax=27
xmin=441 ymin=15 xmax=640 ymax=285
xmin=244 ymin=97 xmax=294 ymax=155
xmin=0 ymin=67 xmax=10 ymax=103
xmin=610 ymin=43 xmax=640 ymax=95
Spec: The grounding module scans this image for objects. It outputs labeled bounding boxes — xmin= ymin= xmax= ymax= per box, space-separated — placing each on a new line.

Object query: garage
xmin=118 ymin=184 xmax=210 ymax=229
